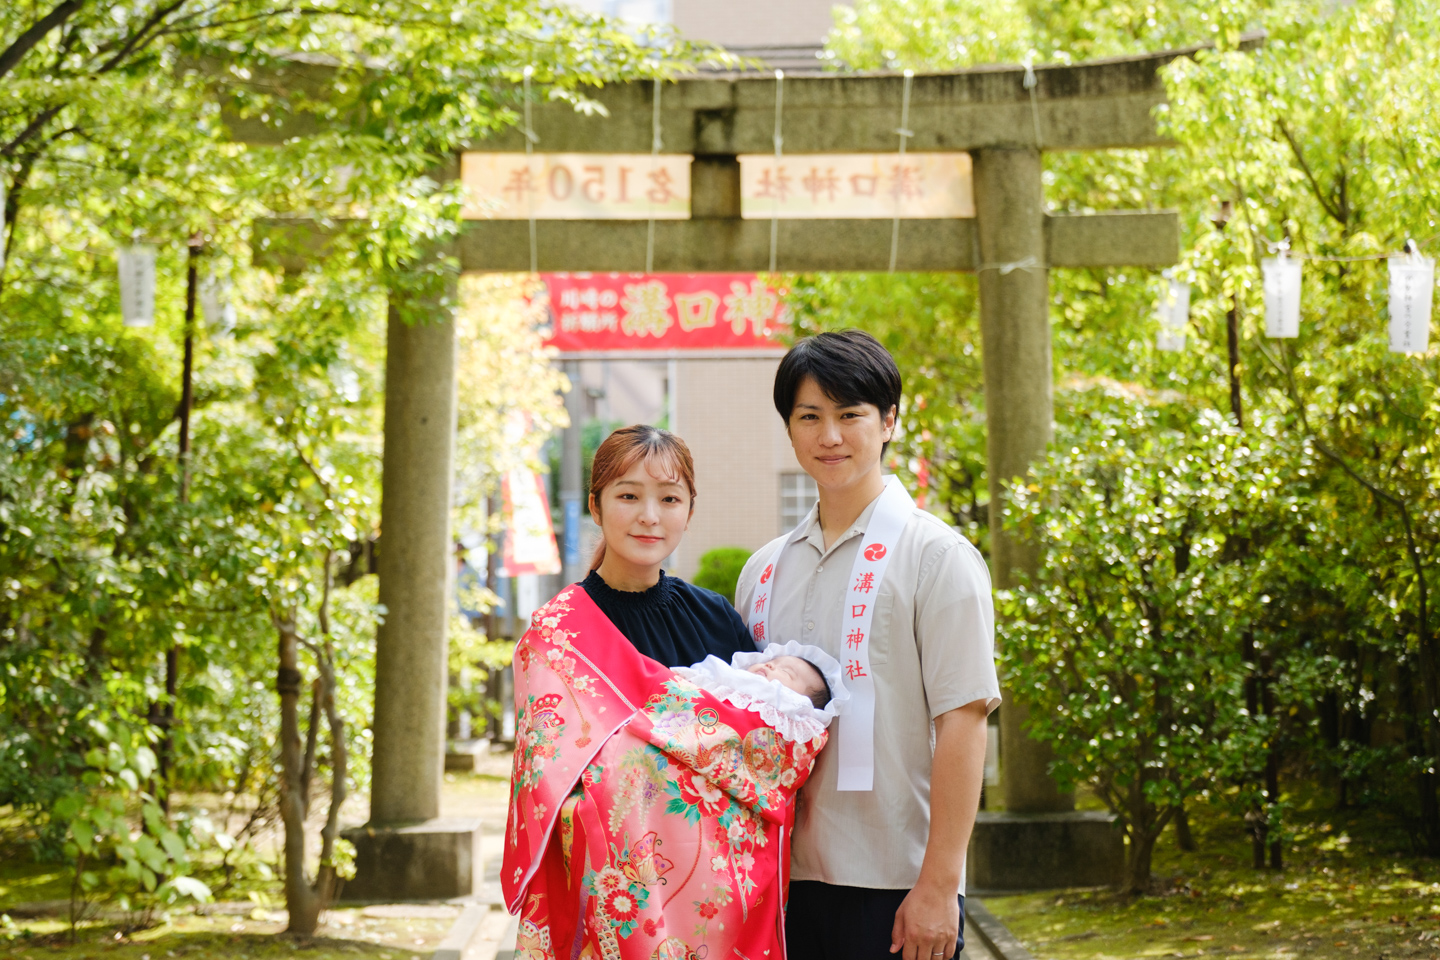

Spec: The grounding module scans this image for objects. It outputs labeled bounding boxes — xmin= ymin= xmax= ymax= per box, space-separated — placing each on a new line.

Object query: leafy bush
xmin=1000 ymin=389 xmax=1290 ymax=891
xmin=691 ymin=547 xmax=753 ymax=603
xmin=53 ymin=719 xmax=220 ymax=927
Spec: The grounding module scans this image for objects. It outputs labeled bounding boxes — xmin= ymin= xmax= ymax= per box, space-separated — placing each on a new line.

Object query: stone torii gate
xmin=234 ymin=45 xmax=1196 ymax=899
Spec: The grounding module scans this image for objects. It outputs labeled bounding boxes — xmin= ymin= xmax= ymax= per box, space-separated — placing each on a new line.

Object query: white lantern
xmin=1388 ymin=248 xmax=1434 ymax=354
xmin=118 ymin=245 xmax=157 ymax=327
xmin=199 ymin=275 xmax=237 ymax=338
xmin=1262 ymin=251 xmax=1302 ymax=338
xmin=1154 ymin=278 xmax=1191 ymax=352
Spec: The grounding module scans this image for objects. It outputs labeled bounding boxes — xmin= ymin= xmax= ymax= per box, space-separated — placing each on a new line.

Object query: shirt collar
xmin=794 ymin=487 xmax=887 ymax=557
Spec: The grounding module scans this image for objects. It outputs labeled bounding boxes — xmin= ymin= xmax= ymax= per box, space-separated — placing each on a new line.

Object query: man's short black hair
xmin=774 ymin=330 xmax=902 ymax=423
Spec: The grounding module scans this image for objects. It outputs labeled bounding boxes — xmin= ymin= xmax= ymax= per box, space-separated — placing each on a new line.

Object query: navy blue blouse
xmin=580 ymin=570 xmax=756 ymax=669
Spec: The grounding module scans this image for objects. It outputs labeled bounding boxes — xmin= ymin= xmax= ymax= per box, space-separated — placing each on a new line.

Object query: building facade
xmin=555 ymin=0 xmax=848 ymax=585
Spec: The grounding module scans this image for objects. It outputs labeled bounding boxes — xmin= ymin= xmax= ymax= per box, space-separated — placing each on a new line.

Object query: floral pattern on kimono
xmin=503 ymin=587 xmax=825 ymax=960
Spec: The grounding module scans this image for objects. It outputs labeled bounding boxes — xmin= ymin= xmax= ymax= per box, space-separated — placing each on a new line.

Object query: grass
xmin=0 ymin=862 xmax=69 ymax=909
xmin=0 ymin=767 xmax=515 ymax=959
xmin=985 ymin=789 xmax=1440 ymax=960
xmin=0 ymin=907 xmax=458 ymax=959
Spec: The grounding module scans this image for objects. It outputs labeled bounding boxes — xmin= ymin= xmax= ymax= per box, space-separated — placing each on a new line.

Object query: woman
xmin=504 ymin=426 xmax=824 ymax=960
xmin=579 ymin=424 xmax=754 ymax=668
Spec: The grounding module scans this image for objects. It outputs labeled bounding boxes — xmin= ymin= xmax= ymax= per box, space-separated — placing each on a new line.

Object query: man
xmin=735 ymin=330 xmax=999 ymax=960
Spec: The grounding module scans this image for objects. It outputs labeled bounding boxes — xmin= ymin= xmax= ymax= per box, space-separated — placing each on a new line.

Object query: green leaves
xmin=1 ymin=0 xmax=679 ymax=909
xmin=53 ymin=720 xmax=218 ymax=909
xmin=814 ymin=0 xmax=1440 ymax=850
xmin=1000 ymin=390 xmax=1295 ymax=883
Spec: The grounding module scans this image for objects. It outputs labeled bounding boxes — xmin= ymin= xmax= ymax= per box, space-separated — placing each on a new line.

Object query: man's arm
xmin=890 ymin=699 xmax=990 ymax=960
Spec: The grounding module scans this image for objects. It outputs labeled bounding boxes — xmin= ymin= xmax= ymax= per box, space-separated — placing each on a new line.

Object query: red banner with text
xmin=540 ymin=273 xmax=787 ymax=354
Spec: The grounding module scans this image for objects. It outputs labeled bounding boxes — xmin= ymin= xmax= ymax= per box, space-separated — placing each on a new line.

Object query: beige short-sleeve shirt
xmin=734 ymin=492 xmax=1000 ymax=891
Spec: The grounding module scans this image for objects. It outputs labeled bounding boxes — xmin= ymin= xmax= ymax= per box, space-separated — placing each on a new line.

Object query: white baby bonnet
xmin=676 ymin=641 xmax=851 ymax=744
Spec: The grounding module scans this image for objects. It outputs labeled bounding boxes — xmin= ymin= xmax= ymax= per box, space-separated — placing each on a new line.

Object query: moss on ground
xmin=2 ymin=908 xmax=456 ymax=959
xmin=0 ymin=862 xmax=70 ymax=909
xmin=0 ymin=768 xmax=514 ymax=958
xmin=985 ymin=792 xmax=1440 ymax=960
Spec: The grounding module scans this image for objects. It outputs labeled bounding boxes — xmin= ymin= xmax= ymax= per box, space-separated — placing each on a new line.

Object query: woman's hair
xmin=588 ymin=425 xmax=697 ymax=572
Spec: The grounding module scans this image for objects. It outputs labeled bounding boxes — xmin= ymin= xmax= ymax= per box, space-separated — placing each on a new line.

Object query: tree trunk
xmin=1124 ymin=829 xmax=1158 ymax=894
xmin=276 ymin=614 xmax=322 ymax=934
xmin=274 ymin=554 xmax=349 ymax=937
xmin=1172 ymin=803 xmax=1196 ymax=852
xmin=301 ymin=677 xmax=322 ymax=816
xmin=275 ymin=614 xmax=342 ymax=937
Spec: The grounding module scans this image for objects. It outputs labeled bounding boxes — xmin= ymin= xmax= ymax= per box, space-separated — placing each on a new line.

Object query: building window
xmin=780 ymin=472 xmax=819 ymax=534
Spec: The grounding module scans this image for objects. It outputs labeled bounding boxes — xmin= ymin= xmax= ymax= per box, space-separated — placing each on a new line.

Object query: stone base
xmin=967 ymin=811 xmax=1123 ymax=891
xmin=445 ymin=739 xmax=491 ymax=772
xmin=341 ymin=817 xmax=482 ymax=901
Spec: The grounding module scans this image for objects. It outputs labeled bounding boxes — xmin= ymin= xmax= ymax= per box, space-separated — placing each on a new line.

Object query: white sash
xmin=747 ymin=476 xmax=914 ymax=791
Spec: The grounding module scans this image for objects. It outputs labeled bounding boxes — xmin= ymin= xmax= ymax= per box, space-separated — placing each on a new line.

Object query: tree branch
xmin=96 ymin=0 xmax=188 ymax=74
xmin=1275 ymin=118 xmax=1346 ymax=227
xmin=1275 ymin=344 xmax=1433 ymax=740
xmin=1 ymin=105 xmax=64 ymax=158
xmin=0 ymin=0 xmax=86 ymax=82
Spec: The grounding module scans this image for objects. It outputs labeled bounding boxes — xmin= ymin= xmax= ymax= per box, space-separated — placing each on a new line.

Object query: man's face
xmin=786 ymin=376 xmax=896 ymax=493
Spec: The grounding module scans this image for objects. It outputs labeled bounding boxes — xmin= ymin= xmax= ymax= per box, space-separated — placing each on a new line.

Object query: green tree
xmin=809 ymin=0 xmax=1440 ymax=864
xmin=0 ymin=0 xmax=703 ymax=935
xmin=1000 ymin=389 xmax=1300 ymax=891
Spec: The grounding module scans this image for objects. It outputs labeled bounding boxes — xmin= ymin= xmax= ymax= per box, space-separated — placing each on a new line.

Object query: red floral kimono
xmin=504 ymin=586 xmax=826 ymax=960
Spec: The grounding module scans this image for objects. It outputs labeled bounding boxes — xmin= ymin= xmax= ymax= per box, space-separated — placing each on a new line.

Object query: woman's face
xmin=590 ymin=456 xmax=692 ymax=573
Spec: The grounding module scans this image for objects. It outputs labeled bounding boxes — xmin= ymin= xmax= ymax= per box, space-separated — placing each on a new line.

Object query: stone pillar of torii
xmin=231 ymin=44 xmax=1223 ymax=897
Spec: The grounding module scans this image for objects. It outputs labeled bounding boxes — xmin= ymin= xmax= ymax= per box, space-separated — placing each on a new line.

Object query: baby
xmin=746 ymin=655 xmax=832 ymax=709
xmin=675 ymin=641 xmax=848 ymax=743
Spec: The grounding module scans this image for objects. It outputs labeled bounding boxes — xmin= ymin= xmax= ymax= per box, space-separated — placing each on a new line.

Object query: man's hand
xmin=890 ymin=700 xmax=990 ymax=959
xmin=890 ymin=877 xmax=959 ymax=960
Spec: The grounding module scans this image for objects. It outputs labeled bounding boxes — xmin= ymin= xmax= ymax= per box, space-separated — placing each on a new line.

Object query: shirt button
xmin=816 ymin=565 xmax=824 ymax=572
xmin=806 ymin=621 xmax=815 ymax=631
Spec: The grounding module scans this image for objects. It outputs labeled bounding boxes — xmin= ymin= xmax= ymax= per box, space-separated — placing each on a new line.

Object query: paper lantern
xmin=1388 ymin=250 xmax=1434 ymax=354
xmin=200 ymin=276 xmax=237 ymax=338
xmin=118 ymin=245 xmax=157 ymax=327
xmin=1154 ymin=278 xmax=1191 ymax=352
xmin=1262 ymin=252 xmax=1302 ymax=338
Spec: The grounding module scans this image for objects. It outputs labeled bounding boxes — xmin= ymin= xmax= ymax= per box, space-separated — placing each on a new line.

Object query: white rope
xmin=976 ymin=255 xmax=1043 ymax=274
xmin=523 ymin=65 xmax=538 ymax=274
xmin=769 ymin=69 xmax=784 ymax=273
xmin=1259 ymin=233 xmax=1440 ymax=262
xmin=646 ymin=77 xmax=662 ymax=273
xmin=888 ymin=69 xmax=914 ymax=273
xmin=1023 ymin=58 xmax=1043 ymax=150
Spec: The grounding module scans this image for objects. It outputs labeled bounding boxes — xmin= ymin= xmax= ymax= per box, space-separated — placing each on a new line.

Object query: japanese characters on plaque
xmin=1262 ymin=252 xmax=1302 ymax=339
xmin=1154 ymin=278 xmax=1191 ymax=352
xmin=738 ymin=153 xmax=974 ymax=219
xmin=540 ymin=274 xmax=786 ymax=353
xmin=117 ymin=245 xmax=157 ymax=328
xmin=461 ymin=153 xmax=692 ymax=220
xmin=200 ymin=275 xmax=237 ymax=338
xmin=1388 ymin=251 xmax=1434 ymax=354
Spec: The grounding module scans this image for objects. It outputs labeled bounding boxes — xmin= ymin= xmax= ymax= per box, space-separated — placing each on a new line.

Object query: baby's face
xmin=746 ymin=655 xmax=825 ymax=700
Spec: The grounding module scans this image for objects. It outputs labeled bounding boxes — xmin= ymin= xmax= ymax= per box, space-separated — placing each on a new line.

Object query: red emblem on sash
xmin=863 ymin=543 xmax=887 ymax=561
xmin=760 ymin=563 xmax=774 ymax=584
